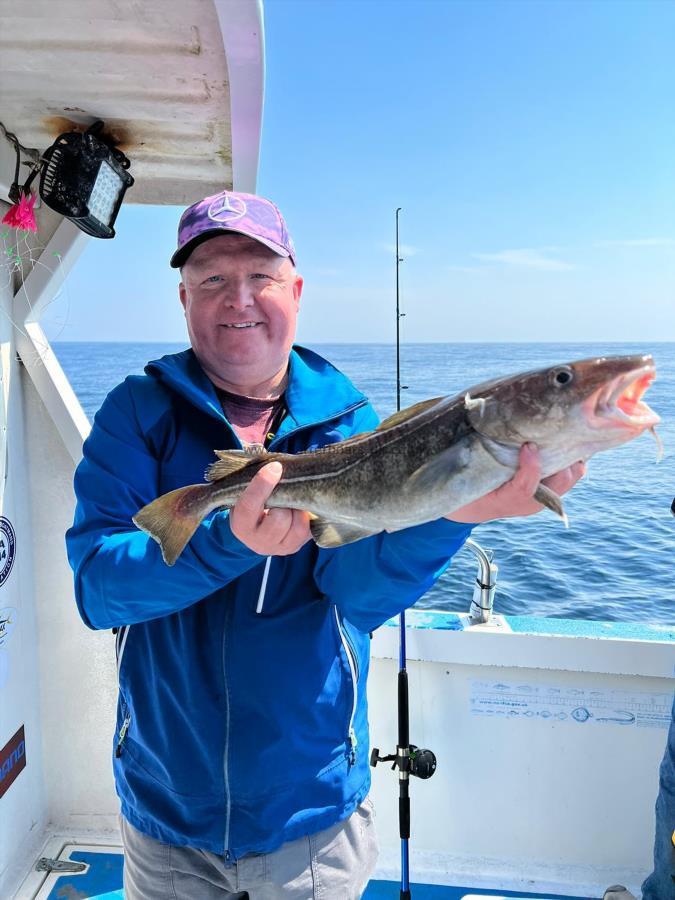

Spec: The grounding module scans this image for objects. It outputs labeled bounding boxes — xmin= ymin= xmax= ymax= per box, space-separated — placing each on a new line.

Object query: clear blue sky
xmin=47 ymin=0 xmax=675 ymax=344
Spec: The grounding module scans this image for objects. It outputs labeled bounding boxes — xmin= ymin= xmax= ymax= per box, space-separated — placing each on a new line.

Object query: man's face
xmin=179 ymin=234 xmax=303 ymax=391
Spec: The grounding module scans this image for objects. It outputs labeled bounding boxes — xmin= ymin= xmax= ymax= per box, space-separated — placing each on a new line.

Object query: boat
xmin=0 ymin=2 xmax=672 ymax=898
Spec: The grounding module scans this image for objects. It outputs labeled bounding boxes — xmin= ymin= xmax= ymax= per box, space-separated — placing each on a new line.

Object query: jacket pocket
xmin=114 ymin=627 xmax=132 ymax=758
xmin=334 ymin=606 xmax=359 ymax=766
xmin=115 ymin=625 xmax=131 ymax=680
xmin=115 ymin=695 xmax=131 ymax=758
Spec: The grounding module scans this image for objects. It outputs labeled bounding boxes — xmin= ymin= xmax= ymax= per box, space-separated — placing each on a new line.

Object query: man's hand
xmin=447 ymin=443 xmax=586 ymax=524
xmin=230 ymin=461 xmax=312 ymax=555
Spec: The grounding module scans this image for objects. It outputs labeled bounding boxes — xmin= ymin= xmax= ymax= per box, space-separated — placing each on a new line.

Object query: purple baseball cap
xmin=170 ymin=189 xmax=296 ymax=268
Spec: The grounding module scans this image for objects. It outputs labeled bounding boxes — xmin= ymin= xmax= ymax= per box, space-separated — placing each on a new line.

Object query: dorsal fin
xmin=206 ymin=446 xmax=268 ymax=482
xmin=376 ymin=396 xmax=445 ymax=432
xmin=239 ymin=441 xmax=268 ymax=455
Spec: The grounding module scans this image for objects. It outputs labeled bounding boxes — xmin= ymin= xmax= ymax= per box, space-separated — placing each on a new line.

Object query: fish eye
xmin=551 ymin=366 xmax=574 ymax=387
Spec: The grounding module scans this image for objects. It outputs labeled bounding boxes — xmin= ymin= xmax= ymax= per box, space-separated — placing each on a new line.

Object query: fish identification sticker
xmin=470 ymin=680 xmax=672 ymax=729
xmin=0 ymin=725 xmax=26 ymax=799
xmin=0 ymin=517 xmax=16 ymax=587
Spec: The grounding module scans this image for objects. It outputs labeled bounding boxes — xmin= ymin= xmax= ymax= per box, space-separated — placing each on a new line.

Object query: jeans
xmin=641 ymin=694 xmax=675 ymax=899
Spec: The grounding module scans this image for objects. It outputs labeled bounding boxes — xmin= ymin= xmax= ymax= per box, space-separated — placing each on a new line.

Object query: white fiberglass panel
xmin=0 ymin=201 xmax=47 ymax=900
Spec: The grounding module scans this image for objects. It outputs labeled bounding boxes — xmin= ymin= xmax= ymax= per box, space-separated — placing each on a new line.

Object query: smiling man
xmin=179 ymin=233 xmax=302 ymax=397
xmin=66 ymin=190 xmax=584 ymax=899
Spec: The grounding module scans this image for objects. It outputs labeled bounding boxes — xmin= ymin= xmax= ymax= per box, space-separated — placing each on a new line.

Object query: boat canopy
xmin=0 ymin=0 xmax=265 ymax=204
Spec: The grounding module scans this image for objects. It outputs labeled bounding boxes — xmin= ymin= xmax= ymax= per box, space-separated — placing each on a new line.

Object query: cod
xmin=134 ymin=355 xmax=660 ymax=566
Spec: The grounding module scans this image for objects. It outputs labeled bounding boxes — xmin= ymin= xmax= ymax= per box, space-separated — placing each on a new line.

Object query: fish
xmin=133 ymin=354 xmax=661 ymax=566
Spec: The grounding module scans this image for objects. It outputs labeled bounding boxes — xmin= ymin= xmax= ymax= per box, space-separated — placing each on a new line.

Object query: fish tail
xmin=133 ymin=483 xmax=218 ymax=566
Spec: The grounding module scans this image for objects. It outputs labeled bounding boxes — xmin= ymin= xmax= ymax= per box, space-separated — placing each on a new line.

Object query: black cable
xmin=0 ymin=120 xmax=40 ymax=162
xmin=0 ymin=120 xmax=42 ymax=204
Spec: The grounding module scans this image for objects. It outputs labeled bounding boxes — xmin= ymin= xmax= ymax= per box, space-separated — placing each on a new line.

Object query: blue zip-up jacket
xmin=66 ymin=346 xmax=472 ymax=858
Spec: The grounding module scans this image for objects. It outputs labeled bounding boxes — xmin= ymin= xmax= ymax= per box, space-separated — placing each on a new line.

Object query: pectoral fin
xmin=310 ymin=517 xmax=381 ymax=548
xmin=404 ymin=443 xmax=471 ymax=494
xmin=534 ymin=483 xmax=569 ymax=528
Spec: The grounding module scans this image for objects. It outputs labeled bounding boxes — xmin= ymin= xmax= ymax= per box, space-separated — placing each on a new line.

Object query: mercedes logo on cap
xmin=207 ymin=194 xmax=247 ymax=223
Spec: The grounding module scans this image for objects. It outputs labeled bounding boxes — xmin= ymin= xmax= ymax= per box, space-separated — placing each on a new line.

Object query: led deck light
xmin=38 ymin=121 xmax=133 ymax=238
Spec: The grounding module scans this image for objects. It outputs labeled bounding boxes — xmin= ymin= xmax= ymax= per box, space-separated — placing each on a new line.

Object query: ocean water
xmin=53 ymin=341 xmax=675 ymax=625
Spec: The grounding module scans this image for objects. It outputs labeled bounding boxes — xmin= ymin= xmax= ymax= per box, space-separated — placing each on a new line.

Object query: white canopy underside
xmin=0 ymin=0 xmax=264 ymax=204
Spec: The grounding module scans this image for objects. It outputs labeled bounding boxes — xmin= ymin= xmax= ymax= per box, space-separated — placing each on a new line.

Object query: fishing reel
xmin=370 ymin=744 xmax=437 ymax=780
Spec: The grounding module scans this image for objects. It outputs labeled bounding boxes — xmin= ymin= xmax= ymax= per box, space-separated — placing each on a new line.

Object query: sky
xmin=44 ymin=0 xmax=675 ymax=344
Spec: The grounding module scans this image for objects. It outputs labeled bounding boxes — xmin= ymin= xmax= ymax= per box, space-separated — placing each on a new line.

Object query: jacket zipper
xmin=334 ymin=607 xmax=359 ymax=766
xmin=114 ymin=626 xmax=132 ymax=757
xmin=220 ymin=421 xmax=241 ymax=861
xmin=115 ymin=713 xmax=131 ymax=758
xmin=218 ymin=401 xmax=367 ymax=854
xmin=222 ymin=609 xmax=232 ymax=859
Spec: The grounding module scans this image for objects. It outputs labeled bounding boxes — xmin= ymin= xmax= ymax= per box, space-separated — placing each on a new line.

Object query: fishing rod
xmin=370 ymin=208 xmax=437 ymax=900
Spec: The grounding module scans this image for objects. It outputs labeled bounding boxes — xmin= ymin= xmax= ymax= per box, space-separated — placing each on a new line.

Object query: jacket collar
xmin=145 ymin=345 xmax=367 ymax=434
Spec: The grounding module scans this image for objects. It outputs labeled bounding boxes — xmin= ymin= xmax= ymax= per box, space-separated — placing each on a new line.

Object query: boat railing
xmin=464 ymin=538 xmax=498 ymax=624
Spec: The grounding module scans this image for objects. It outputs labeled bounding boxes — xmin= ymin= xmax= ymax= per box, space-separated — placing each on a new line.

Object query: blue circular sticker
xmin=0 ymin=518 xmax=16 ymax=587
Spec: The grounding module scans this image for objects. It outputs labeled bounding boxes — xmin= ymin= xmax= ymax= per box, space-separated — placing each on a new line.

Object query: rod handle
xmin=399 ymin=795 xmax=410 ymax=840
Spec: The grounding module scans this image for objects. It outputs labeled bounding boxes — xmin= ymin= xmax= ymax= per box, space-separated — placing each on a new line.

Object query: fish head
xmin=463 ymin=354 xmax=660 ymax=474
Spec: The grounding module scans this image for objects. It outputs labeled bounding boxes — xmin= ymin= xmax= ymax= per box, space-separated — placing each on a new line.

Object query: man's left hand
xmin=446 ymin=443 xmax=586 ymax=525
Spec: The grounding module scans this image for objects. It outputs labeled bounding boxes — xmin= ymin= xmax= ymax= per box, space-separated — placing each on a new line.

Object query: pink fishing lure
xmin=2 ymin=192 xmax=37 ymax=232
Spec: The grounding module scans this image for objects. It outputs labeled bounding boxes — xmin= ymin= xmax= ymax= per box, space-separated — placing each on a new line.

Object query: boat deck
xmin=21 ymin=843 xmax=598 ymax=900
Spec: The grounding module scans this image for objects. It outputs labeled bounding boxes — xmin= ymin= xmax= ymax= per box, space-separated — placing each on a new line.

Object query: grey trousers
xmin=121 ymin=800 xmax=378 ymax=899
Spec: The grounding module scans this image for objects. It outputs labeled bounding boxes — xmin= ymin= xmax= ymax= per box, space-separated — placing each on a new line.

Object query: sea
xmin=52 ymin=341 xmax=675 ymax=626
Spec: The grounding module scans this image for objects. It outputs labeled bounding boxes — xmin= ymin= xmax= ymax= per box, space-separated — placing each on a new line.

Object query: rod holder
xmin=465 ymin=538 xmax=498 ymax=624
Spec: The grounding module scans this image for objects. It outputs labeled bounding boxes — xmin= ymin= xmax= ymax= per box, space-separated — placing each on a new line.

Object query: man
xmin=66 ymin=190 xmax=584 ymax=900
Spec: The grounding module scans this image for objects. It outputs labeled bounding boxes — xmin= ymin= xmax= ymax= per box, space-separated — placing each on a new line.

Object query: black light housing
xmin=38 ymin=120 xmax=134 ymax=238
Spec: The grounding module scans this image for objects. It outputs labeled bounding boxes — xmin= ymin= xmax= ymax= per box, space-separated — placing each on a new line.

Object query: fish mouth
xmin=587 ymin=363 xmax=660 ymax=430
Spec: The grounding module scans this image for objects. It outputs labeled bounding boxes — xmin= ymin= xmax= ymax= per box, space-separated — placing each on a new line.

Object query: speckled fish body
xmin=133 ymin=354 xmax=660 ymax=565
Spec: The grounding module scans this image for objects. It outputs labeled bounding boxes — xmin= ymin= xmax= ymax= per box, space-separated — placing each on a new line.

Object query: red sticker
xmin=0 ymin=725 xmax=26 ymax=799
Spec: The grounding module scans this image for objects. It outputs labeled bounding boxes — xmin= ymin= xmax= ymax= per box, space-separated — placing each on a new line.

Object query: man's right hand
xmin=229 ymin=461 xmax=312 ymax=556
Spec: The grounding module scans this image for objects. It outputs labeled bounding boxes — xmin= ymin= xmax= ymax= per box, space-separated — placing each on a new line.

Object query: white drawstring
xmin=256 ymin=556 xmax=272 ymax=614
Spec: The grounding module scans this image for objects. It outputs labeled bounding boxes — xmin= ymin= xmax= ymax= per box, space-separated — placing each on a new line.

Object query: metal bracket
xmin=36 ymin=857 xmax=87 ymax=874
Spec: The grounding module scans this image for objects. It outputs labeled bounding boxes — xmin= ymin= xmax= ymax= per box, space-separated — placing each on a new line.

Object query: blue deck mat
xmin=45 ymin=851 xmax=124 ymax=899
xmin=45 ymin=852 xmax=596 ymax=899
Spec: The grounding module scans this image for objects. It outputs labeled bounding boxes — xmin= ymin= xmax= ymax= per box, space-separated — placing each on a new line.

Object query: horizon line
xmin=49 ymin=339 xmax=675 ymax=346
